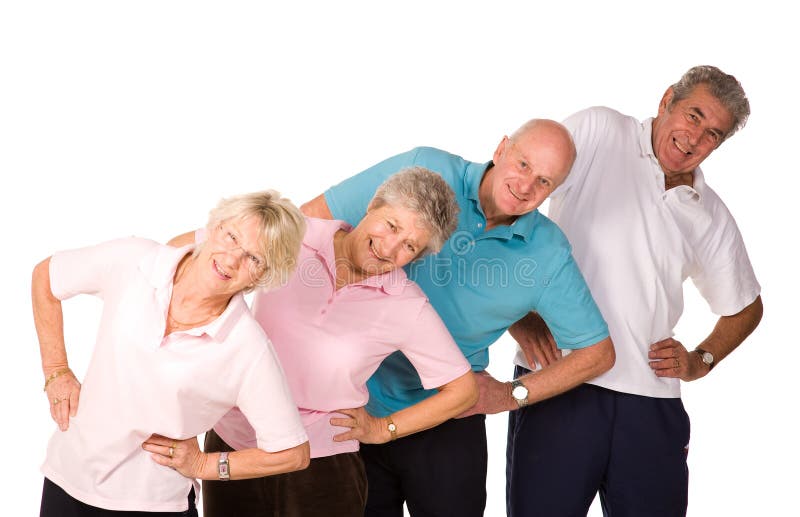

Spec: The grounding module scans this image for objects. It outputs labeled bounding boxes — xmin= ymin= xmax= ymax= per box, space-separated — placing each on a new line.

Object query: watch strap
xmin=694 ymin=347 xmax=715 ymax=370
xmin=218 ymin=451 xmax=230 ymax=481
xmin=386 ymin=415 xmax=398 ymax=441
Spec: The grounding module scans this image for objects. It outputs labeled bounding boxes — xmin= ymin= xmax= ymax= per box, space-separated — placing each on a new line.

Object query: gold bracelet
xmin=43 ymin=367 xmax=72 ymax=391
xmin=386 ymin=415 xmax=398 ymax=441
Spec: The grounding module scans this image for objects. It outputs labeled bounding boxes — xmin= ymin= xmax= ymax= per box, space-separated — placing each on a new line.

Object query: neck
xmin=478 ymin=168 xmax=517 ymax=231
xmin=332 ymin=230 xmax=367 ymax=289
xmin=664 ymin=171 xmax=694 ymax=191
xmin=169 ymin=254 xmax=231 ymax=324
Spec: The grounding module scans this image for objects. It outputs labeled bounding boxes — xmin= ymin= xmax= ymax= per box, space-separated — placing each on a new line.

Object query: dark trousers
xmin=506 ymin=367 xmax=690 ymax=517
xmin=39 ymin=478 xmax=197 ymax=517
xmin=361 ymin=414 xmax=488 ymax=517
xmin=202 ymin=429 xmax=367 ymax=517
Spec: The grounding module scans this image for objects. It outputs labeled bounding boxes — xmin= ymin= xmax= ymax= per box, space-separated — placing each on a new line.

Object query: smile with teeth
xmin=213 ymin=259 xmax=232 ymax=280
xmin=673 ymin=138 xmax=691 ymax=155
xmin=369 ymin=240 xmax=388 ymax=261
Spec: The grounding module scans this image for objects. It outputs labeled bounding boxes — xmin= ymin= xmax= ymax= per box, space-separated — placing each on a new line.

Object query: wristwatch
xmin=695 ymin=347 xmax=715 ymax=370
xmin=386 ymin=415 xmax=398 ymax=441
xmin=218 ymin=451 xmax=230 ymax=481
xmin=510 ymin=379 xmax=530 ymax=408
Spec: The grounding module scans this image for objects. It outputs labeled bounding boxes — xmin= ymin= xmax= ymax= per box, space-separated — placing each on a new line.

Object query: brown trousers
xmin=202 ymin=429 xmax=367 ymax=517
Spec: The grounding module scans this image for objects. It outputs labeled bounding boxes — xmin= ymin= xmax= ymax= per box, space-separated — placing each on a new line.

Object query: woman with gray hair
xmin=33 ymin=190 xmax=311 ymax=516
xmin=174 ymin=167 xmax=478 ymax=517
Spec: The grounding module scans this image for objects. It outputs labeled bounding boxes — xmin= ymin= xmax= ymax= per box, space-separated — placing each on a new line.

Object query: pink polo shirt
xmin=214 ymin=218 xmax=470 ymax=458
xmin=42 ymin=237 xmax=307 ymax=512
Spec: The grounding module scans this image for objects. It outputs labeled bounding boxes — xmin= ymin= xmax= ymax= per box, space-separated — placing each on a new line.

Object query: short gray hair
xmin=669 ymin=65 xmax=750 ymax=139
xmin=204 ymin=190 xmax=306 ymax=292
xmin=368 ymin=167 xmax=459 ymax=255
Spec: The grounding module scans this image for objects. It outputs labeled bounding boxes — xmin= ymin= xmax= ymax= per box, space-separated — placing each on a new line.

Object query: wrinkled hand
xmin=648 ymin=338 xmax=708 ymax=382
xmin=142 ymin=434 xmax=207 ymax=479
xmin=45 ymin=370 xmax=81 ymax=432
xmin=458 ymin=371 xmax=515 ymax=418
xmin=508 ymin=312 xmax=561 ymax=368
xmin=331 ymin=407 xmax=388 ymax=444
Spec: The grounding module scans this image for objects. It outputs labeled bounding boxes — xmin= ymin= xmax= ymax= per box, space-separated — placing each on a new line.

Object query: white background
xmin=2 ymin=1 xmax=796 ymax=515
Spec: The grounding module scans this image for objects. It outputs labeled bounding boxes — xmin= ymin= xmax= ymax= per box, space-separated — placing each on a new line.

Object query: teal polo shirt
xmin=325 ymin=147 xmax=608 ymax=416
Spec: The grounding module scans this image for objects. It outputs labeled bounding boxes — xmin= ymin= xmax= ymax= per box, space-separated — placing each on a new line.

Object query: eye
xmin=705 ymin=131 xmax=721 ymax=145
xmin=248 ymin=254 xmax=262 ymax=267
xmin=539 ymin=177 xmax=551 ymax=187
xmin=227 ymin=231 xmax=238 ymax=244
xmin=405 ymin=243 xmax=416 ymax=254
xmin=686 ymin=112 xmax=699 ymax=124
xmin=387 ymin=221 xmax=397 ymax=232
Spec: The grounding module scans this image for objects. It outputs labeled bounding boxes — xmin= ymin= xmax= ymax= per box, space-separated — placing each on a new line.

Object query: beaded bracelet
xmin=43 ymin=367 xmax=72 ymax=391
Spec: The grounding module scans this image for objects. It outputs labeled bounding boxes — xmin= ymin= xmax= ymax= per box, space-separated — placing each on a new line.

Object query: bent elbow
xmin=464 ymin=373 xmax=480 ymax=409
xmin=291 ymin=441 xmax=311 ymax=472
xmin=596 ymin=337 xmax=615 ymax=375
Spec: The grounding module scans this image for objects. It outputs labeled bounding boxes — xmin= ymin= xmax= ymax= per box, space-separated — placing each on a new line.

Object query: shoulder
xmin=564 ymin=106 xmax=638 ymax=136
xmin=408 ymin=147 xmax=472 ymax=172
xmin=529 ymin=213 xmax=572 ymax=253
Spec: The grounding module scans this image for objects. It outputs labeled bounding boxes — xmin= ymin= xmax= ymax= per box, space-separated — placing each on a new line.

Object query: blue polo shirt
xmin=325 ymin=147 xmax=608 ymax=416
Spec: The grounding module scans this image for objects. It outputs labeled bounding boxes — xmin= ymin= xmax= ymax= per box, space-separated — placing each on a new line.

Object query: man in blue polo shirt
xmin=302 ymin=119 xmax=614 ymax=516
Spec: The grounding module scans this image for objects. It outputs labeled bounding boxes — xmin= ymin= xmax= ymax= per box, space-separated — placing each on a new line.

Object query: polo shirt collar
xmin=138 ymin=243 xmax=248 ymax=342
xmin=304 ymin=217 xmax=411 ymax=296
xmin=640 ymin=118 xmax=706 ymax=201
xmin=464 ymin=160 xmax=539 ymax=242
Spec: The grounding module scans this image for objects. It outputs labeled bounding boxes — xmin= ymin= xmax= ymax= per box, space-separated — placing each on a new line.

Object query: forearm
xmin=300 ymin=194 xmax=333 ymax=219
xmin=697 ymin=295 xmax=763 ymax=363
xmin=388 ymin=371 xmax=478 ymax=440
xmin=197 ymin=442 xmax=310 ymax=480
xmin=167 ymin=231 xmax=196 ymax=247
xmin=519 ymin=336 xmax=614 ymax=406
xmin=32 ymin=257 xmax=69 ymax=376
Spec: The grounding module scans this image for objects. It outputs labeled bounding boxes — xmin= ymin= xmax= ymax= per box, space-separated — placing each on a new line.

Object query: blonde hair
xmin=204 ymin=190 xmax=306 ymax=292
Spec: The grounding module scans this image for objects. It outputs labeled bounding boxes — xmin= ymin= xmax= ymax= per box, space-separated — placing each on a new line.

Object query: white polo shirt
xmin=514 ymin=107 xmax=760 ymax=398
xmin=42 ymin=237 xmax=307 ymax=512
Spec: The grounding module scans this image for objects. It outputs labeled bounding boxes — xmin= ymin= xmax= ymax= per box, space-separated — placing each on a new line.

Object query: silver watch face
xmin=512 ymin=384 xmax=528 ymax=400
xmin=701 ymin=351 xmax=714 ymax=364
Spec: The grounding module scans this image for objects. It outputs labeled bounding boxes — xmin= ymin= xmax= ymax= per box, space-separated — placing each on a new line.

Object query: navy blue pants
xmin=361 ymin=414 xmax=488 ymax=517
xmin=507 ymin=367 xmax=690 ymax=517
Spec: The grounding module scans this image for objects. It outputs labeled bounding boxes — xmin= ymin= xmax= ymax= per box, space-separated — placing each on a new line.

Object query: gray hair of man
xmin=202 ymin=190 xmax=306 ymax=293
xmin=367 ymin=166 xmax=459 ymax=256
xmin=669 ymin=65 xmax=750 ymax=140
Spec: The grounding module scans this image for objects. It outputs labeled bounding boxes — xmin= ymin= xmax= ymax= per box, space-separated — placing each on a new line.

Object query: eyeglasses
xmin=214 ymin=223 xmax=266 ymax=275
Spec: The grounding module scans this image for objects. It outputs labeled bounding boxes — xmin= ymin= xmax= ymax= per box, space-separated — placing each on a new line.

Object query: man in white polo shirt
xmin=506 ymin=65 xmax=763 ymax=516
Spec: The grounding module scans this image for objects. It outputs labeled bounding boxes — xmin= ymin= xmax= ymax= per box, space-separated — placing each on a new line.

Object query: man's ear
xmin=658 ymin=86 xmax=675 ymax=116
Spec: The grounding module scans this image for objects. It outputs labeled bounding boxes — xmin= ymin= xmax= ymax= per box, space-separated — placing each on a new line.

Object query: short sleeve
xmin=324 ymin=148 xmax=422 ymax=226
xmin=555 ymin=108 xmax=602 ymax=199
xmin=397 ymin=302 xmax=471 ymax=390
xmin=235 ymin=346 xmax=308 ymax=452
xmin=690 ymin=198 xmax=761 ymax=316
xmin=49 ymin=237 xmax=153 ymax=301
xmin=534 ymin=248 xmax=609 ymax=349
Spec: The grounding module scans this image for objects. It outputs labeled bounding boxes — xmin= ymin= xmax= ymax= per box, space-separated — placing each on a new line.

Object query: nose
xmin=382 ymin=236 xmax=404 ymax=259
xmin=686 ymin=125 xmax=704 ymax=146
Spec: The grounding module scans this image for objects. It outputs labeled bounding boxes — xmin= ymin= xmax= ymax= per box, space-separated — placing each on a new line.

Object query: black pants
xmin=360 ymin=414 xmax=488 ymax=517
xmin=40 ymin=478 xmax=197 ymax=517
xmin=202 ymin=429 xmax=367 ymax=517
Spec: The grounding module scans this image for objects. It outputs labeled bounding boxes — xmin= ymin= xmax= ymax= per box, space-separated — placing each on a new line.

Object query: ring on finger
xmin=168 ymin=447 xmax=174 ymax=458
xmin=52 ymin=398 xmax=61 ymax=405
xmin=675 ymin=358 xmax=680 ymax=368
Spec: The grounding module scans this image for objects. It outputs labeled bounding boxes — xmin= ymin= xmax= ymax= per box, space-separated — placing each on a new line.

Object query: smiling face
xmin=196 ymin=216 xmax=267 ymax=296
xmin=479 ymin=120 xmax=574 ymax=227
xmin=340 ymin=203 xmax=432 ymax=279
xmin=651 ymin=84 xmax=734 ymax=178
